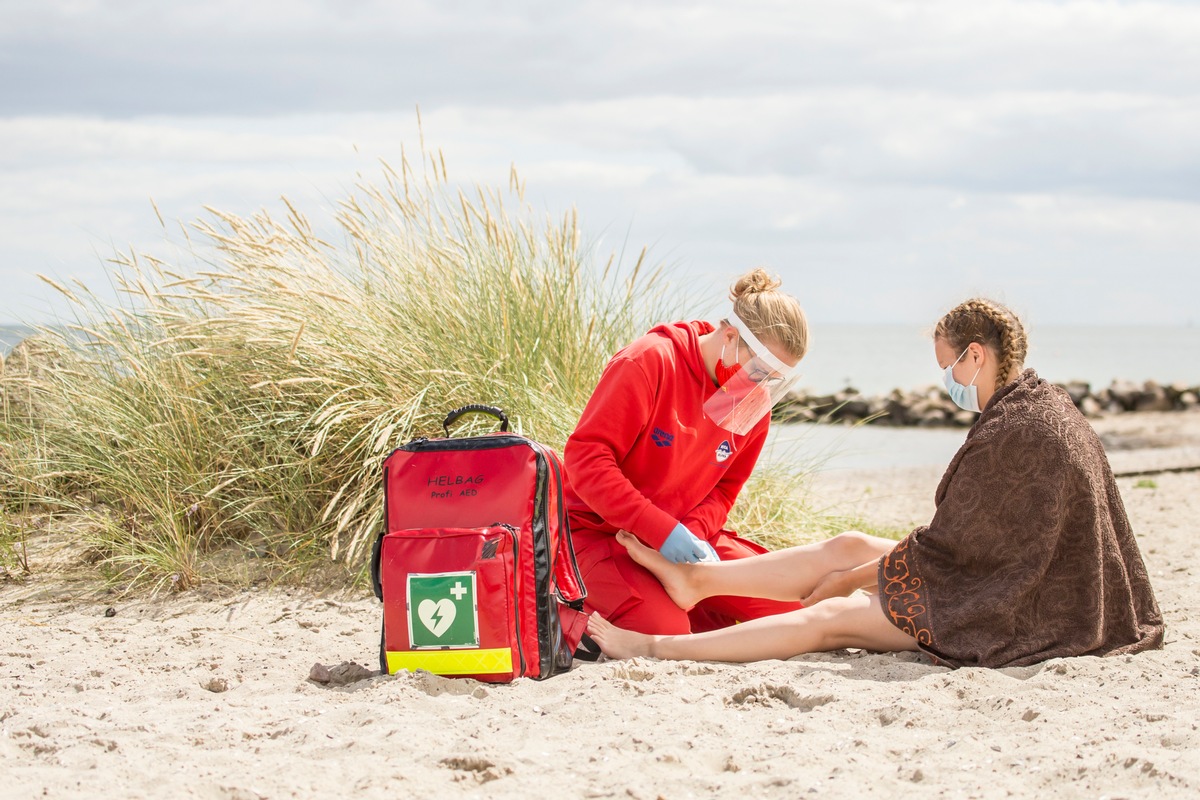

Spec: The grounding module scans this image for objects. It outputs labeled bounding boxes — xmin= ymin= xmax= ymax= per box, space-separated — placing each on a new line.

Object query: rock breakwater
xmin=777 ymin=379 xmax=1200 ymax=427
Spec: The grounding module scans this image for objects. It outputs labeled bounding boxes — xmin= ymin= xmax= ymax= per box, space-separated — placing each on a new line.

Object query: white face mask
xmin=943 ymin=346 xmax=982 ymax=413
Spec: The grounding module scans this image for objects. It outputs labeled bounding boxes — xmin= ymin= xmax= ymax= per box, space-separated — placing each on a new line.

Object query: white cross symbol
xmin=450 ymin=581 xmax=467 ymax=601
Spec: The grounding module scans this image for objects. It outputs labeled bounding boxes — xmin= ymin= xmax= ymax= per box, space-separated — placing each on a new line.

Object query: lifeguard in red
xmin=564 ymin=321 xmax=802 ymax=635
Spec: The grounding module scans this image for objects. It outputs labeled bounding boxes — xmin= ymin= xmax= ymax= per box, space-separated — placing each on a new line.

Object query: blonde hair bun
xmin=731 ymin=267 xmax=782 ymax=298
xmin=727 ymin=267 xmax=808 ymax=361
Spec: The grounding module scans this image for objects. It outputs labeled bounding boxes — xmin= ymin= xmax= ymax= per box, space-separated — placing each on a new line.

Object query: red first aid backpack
xmin=370 ymin=405 xmax=588 ymax=682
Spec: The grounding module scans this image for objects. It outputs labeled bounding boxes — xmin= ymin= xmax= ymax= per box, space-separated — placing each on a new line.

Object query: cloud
xmin=0 ymin=116 xmax=355 ymax=170
xmin=415 ymin=91 xmax=1200 ymax=202
xmin=4 ymin=1 xmax=1200 ymax=115
xmin=3 ymin=2 xmax=1200 ymax=325
xmin=4 ymin=105 xmax=1200 ymax=326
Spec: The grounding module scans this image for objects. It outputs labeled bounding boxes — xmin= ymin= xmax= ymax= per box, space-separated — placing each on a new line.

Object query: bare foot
xmin=616 ymin=530 xmax=704 ymax=610
xmin=586 ymin=614 xmax=659 ymax=660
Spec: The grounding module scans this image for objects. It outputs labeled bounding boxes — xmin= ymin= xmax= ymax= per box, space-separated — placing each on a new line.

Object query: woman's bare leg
xmin=586 ymin=593 xmax=919 ymax=662
xmin=617 ymin=529 xmax=894 ymax=609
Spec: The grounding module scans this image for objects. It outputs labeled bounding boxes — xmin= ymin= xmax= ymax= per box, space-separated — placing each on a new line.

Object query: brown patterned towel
xmin=878 ymin=369 xmax=1164 ymax=668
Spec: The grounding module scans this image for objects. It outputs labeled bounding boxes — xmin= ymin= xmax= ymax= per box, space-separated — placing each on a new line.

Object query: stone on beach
xmin=308 ymin=661 xmax=375 ymax=686
xmin=777 ymin=377 xmax=1200 ymax=427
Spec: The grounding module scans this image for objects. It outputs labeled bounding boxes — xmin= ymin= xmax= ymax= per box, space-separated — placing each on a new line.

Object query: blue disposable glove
xmin=659 ymin=523 xmax=720 ymax=564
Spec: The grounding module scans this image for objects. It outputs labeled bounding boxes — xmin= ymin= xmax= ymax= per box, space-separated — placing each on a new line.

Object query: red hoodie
xmin=563 ymin=320 xmax=770 ymax=551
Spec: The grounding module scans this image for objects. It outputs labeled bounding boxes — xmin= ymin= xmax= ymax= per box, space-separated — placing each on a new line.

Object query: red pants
xmin=575 ymin=529 xmax=802 ymax=635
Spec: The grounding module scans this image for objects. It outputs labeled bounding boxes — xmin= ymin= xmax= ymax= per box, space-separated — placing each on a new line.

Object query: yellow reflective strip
xmin=386 ymin=648 xmax=514 ymax=676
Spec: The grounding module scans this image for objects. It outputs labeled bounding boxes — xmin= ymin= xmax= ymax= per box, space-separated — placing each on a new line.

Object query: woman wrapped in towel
xmin=586 ymin=298 xmax=1164 ymax=668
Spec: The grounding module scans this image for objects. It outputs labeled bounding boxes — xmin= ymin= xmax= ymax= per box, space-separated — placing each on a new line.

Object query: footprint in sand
xmin=608 ymin=663 xmax=658 ymax=682
xmin=407 ymin=669 xmax=490 ymax=699
xmin=439 ymin=755 xmax=511 ymax=784
xmin=727 ymin=683 xmax=835 ymax=712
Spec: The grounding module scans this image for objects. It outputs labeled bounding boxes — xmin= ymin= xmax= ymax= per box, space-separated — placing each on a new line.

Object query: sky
xmin=2 ymin=0 xmax=1199 ymax=328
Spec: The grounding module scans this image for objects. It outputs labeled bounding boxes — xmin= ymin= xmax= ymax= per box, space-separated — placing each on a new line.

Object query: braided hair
xmin=729 ymin=268 xmax=809 ymax=361
xmin=934 ymin=298 xmax=1028 ymax=386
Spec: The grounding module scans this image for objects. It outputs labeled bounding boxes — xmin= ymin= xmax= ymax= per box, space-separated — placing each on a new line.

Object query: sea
xmin=4 ymin=322 xmax=1197 ymax=470
xmin=0 ymin=325 xmax=32 ymax=352
xmin=794 ymin=323 xmax=1200 ymax=397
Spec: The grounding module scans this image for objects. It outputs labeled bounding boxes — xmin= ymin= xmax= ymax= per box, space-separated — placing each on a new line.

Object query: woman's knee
xmin=825 ymin=530 xmax=890 ymax=563
xmin=811 ymin=594 xmax=919 ymax=653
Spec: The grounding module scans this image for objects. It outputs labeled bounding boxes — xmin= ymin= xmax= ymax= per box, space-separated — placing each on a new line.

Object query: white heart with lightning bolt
xmin=417 ymin=598 xmax=456 ymax=637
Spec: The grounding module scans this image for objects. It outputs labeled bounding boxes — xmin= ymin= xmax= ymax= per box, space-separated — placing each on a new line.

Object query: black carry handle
xmin=370 ymin=530 xmax=384 ymax=601
xmin=442 ymin=404 xmax=509 ymax=437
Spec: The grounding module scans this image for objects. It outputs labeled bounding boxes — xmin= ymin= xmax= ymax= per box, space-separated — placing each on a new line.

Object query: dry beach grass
xmin=0 ymin=155 xmax=685 ymax=590
xmin=3 ymin=411 xmax=1198 ymax=799
xmin=0 ymin=153 xmax=848 ymax=592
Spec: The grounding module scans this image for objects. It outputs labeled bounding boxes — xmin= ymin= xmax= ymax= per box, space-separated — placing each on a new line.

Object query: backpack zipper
xmin=493 ymin=522 xmax=526 ymax=677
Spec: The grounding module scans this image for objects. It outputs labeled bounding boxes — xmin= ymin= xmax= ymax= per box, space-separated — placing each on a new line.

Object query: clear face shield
xmin=702 ymin=310 xmax=802 ymax=436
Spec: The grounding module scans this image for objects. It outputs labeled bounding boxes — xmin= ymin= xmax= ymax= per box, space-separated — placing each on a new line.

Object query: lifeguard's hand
xmin=659 ymin=523 xmax=720 ymax=564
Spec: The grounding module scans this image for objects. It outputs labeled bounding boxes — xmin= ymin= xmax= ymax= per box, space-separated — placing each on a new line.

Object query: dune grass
xmin=0 ymin=510 xmax=30 ymax=578
xmin=0 ymin=149 xmax=846 ymax=591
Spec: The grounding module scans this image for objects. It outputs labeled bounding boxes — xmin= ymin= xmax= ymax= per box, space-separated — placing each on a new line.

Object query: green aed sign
xmin=406 ymin=571 xmax=479 ymax=649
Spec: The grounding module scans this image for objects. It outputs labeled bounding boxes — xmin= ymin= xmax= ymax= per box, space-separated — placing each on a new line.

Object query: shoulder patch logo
xmin=714 ymin=440 xmax=732 ymax=463
xmin=651 ymin=427 xmax=675 ymax=447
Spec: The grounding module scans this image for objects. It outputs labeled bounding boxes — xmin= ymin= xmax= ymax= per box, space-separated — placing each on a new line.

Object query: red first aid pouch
xmin=370 ymin=405 xmax=587 ymax=682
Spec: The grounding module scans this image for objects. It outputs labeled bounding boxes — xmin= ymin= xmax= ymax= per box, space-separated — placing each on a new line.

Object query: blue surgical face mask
xmin=943 ymin=346 xmax=982 ymax=413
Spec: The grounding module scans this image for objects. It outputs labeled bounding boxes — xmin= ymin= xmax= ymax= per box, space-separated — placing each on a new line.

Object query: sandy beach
xmin=4 ymin=412 xmax=1199 ymax=799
